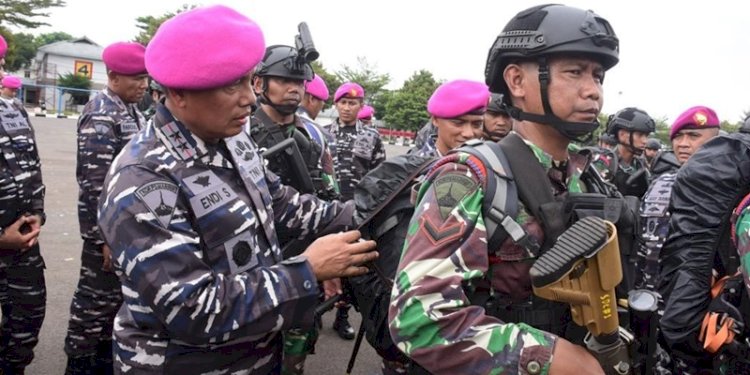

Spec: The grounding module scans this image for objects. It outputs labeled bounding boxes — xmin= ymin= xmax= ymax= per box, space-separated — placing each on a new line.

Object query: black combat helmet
xmin=607 ymin=107 xmax=655 ymax=135
xmin=606 ymin=107 xmax=655 ymax=154
xmin=484 ymin=4 xmax=619 ymax=142
xmin=255 ymin=45 xmax=314 ymax=81
xmin=645 ymin=138 xmax=661 ymax=150
xmin=254 ymin=45 xmax=315 ymax=115
xmin=486 ymin=93 xmax=507 ymax=114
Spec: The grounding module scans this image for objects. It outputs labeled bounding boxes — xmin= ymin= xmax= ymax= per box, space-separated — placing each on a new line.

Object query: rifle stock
xmin=530 ymin=216 xmax=632 ymax=374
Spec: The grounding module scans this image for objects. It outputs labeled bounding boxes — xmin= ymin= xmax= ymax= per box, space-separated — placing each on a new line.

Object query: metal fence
xmin=16 ymin=83 xmax=98 ymax=117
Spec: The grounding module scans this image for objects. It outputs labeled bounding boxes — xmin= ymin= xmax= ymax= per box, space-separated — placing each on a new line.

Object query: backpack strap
xmin=498 ymin=133 xmax=555 ymax=223
xmin=453 ymin=139 xmax=535 ymax=252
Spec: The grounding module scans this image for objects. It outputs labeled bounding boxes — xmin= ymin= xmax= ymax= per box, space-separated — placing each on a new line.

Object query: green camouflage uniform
xmin=734 ymin=204 xmax=750 ymax=298
xmin=389 ymin=138 xmax=590 ymax=375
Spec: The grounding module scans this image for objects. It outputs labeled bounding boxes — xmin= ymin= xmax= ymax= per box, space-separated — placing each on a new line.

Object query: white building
xmin=24 ymin=37 xmax=105 ymax=113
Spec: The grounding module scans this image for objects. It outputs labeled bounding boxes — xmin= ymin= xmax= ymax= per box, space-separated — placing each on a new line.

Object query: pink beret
xmin=0 ymin=34 xmax=7 ymax=57
xmin=669 ymin=105 xmax=720 ymax=140
xmin=1 ymin=75 xmax=21 ymax=89
xmin=334 ymin=82 xmax=364 ymax=102
xmin=358 ymin=105 xmax=375 ymax=120
xmin=145 ymin=5 xmax=265 ymax=90
xmin=305 ymin=74 xmax=329 ymax=100
xmin=102 ymin=42 xmax=146 ymax=75
xmin=427 ymin=79 xmax=490 ymax=118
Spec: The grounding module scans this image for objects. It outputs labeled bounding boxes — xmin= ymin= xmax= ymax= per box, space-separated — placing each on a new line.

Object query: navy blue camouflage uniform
xmin=634 ymin=172 xmax=676 ymax=292
xmin=322 ymin=119 xmax=385 ymax=200
xmin=65 ymin=88 xmax=144 ymax=371
xmin=98 ymin=103 xmax=354 ymax=374
xmin=0 ymin=97 xmax=46 ymax=373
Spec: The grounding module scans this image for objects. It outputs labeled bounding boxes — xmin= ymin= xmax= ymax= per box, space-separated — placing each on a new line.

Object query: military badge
xmin=135 ymin=180 xmax=179 ymax=228
xmin=224 ymin=233 xmax=258 ymax=274
xmin=433 ymin=173 xmax=477 ymax=220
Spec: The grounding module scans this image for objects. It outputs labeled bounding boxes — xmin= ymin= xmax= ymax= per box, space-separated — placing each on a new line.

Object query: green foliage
xmin=3 ymin=31 xmax=72 ymax=71
xmin=381 ymin=70 xmax=440 ymax=132
xmin=134 ymin=4 xmax=195 ymax=45
xmin=0 ymin=0 xmax=65 ymax=29
xmin=57 ymin=72 xmax=91 ymax=105
xmin=34 ymin=31 xmax=72 ymax=46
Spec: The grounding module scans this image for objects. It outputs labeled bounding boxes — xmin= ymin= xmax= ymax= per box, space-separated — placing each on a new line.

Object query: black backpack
xmin=348 ymin=151 xmax=437 ymax=363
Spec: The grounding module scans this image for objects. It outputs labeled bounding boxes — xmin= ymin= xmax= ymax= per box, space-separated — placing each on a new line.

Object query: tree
xmin=2 ymin=31 xmax=32 ymax=71
xmin=381 ymin=70 xmax=440 ymax=131
xmin=134 ymin=4 xmax=195 ymax=45
xmin=57 ymin=72 xmax=91 ymax=105
xmin=34 ymin=31 xmax=72 ymax=46
xmin=0 ymin=0 xmax=65 ymax=29
xmin=335 ymin=56 xmax=390 ymax=103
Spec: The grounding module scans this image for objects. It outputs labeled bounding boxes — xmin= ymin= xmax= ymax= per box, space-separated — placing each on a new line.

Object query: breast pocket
xmin=352 ymin=135 xmax=373 ymax=160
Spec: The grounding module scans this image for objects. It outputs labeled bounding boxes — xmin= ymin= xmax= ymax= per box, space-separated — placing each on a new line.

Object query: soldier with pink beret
xmin=299 ymin=74 xmax=329 ymax=121
xmin=97 ymin=5 xmax=376 ymax=374
xmin=669 ymin=105 xmax=720 ymax=140
xmin=102 ymin=42 xmax=147 ymax=75
xmin=1 ymin=75 xmax=22 ymax=90
xmin=0 ymin=34 xmax=7 ymax=77
xmin=416 ymin=79 xmax=489 ymax=157
xmin=334 ymin=82 xmax=364 ymax=103
xmin=357 ymin=105 xmax=375 ymax=126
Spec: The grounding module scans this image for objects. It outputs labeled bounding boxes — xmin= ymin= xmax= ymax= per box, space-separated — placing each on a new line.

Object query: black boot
xmin=94 ymin=340 xmax=114 ymax=375
xmin=65 ymin=355 xmax=96 ymax=375
xmin=333 ymin=306 xmax=354 ymax=340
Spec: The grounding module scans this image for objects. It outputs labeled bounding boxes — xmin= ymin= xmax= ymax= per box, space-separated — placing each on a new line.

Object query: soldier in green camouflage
xmin=389 ymin=4 xmax=621 ymax=374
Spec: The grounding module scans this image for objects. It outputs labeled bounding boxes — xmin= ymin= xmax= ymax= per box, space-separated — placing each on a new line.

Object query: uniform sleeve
xmin=735 ymin=207 xmax=750 ymax=297
xmin=266 ymin=168 xmax=354 ymax=239
xmin=659 ymin=136 xmax=750 ymax=364
xmin=98 ymin=165 xmax=319 ymax=345
xmin=388 ymin=162 xmax=556 ymax=375
xmin=77 ymin=113 xmax=119 ymax=243
xmin=26 ymin=118 xmax=45 ymax=215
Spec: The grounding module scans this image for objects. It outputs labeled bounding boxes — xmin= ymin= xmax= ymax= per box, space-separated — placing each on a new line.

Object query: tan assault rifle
xmin=530 ymin=216 xmax=632 ymax=375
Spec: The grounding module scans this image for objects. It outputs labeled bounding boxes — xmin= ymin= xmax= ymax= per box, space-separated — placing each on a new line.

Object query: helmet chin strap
xmin=258 ymin=77 xmax=300 ymax=116
xmin=504 ymin=57 xmax=599 ymax=144
xmin=620 ymin=132 xmax=644 ymax=155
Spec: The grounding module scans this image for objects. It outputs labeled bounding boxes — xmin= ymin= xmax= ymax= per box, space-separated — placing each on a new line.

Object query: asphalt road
xmin=25 ymin=115 xmax=411 ymax=375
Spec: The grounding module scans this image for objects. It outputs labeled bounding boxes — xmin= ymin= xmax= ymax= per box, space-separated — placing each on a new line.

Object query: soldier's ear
xmin=504 ymin=63 xmax=527 ymax=100
xmin=165 ymin=88 xmax=188 ymax=108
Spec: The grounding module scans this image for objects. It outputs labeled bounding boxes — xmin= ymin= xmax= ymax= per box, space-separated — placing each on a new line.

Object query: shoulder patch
xmin=135 ymin=181 xmax=179 ymax=228
xmin=433 ymin=172 xmax=477 ymax=220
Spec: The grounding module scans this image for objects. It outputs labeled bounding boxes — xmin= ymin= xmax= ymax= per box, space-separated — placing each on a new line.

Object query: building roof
xmin=37 ymin=37 xmax=103 ymax=60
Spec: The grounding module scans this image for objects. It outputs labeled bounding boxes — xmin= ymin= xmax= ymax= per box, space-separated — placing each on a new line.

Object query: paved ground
xmin=24 ymin=115 xmax=411 ymax=375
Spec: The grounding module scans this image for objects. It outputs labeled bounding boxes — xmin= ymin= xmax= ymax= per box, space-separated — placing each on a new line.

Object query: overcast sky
xmin=24 ymin=0 xmax=750 ymax=124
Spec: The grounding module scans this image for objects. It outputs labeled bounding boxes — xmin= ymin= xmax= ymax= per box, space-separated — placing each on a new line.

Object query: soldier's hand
xmin=303 ymin=230 xmax=377 ymax=281
xmin=549 ymin=338 xmax=604 ymax=375
xmin=322 ymin=278 xmax=348 ymax=308
xmin=0 ymin=216 xmax=41 ymax=251
xmin=101 ymin=244 xmax=114 ymax=272
xmin=323 ymin=278 xmax=342 ymax=300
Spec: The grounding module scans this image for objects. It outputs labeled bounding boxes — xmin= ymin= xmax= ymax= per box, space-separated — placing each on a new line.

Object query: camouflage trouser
xmin=64 ymin=241 xmax=122 ymax=367
xmin=0 ymin=244 xmax=46 ymax=373
xmin=282 ymin=326 xmax=319 ymax=375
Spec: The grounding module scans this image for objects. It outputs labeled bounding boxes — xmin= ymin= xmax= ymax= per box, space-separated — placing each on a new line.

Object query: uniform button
xmin=526 ymin=361 xmax=541 ymax=374
xmin=303 ymin=280 xmax=312 ymax=290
